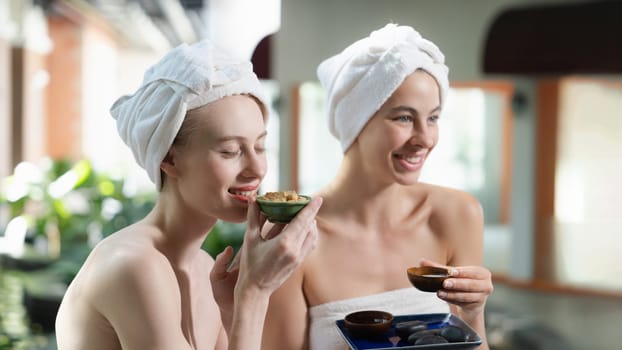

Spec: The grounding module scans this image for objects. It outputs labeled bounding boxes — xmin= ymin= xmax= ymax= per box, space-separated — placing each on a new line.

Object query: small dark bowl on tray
xmin=336 ymin=313 xmax=482 ymax=350
xmin=344 ymin=310 xmax=394 ymax=339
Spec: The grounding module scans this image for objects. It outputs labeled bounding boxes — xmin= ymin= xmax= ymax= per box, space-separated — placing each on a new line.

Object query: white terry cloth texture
xmin=110 ymin=39 xmax=268 ymax=189
xmin=317 ymin=23 xmax=449 ymax=152
xmin=308 ymin=287 xmax=450 ymax=350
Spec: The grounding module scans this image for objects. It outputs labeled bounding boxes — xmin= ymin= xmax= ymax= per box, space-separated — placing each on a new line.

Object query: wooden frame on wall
xmin=289 ymin=84 xmax=302 ymax=193
xmin=0 ymin=37 xmax=11 ymax=178
xmin=534 ymin=79 xmax=559 ymax=283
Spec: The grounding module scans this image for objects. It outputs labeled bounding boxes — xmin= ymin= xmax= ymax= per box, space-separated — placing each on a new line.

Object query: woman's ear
xmin=160 ymin=148 xmax=179 ymax=179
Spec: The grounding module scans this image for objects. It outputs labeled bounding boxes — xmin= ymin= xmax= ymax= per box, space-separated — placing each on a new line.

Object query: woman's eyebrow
xmin=390 ymin=105 xmax=441 ymax=115
xmin=216 ymin=130 xmax=268 ymax=142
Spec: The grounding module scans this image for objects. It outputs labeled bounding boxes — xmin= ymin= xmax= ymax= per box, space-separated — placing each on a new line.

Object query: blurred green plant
xmin=0 ymin=158 xmax=156 ymax=283
xmin=0 ymin=158 xmax=246 ymax=347
xmin=201 ymin=221 xmax=246 ymax=257
xmin=0 ymin=158 xmax=245 ymax=285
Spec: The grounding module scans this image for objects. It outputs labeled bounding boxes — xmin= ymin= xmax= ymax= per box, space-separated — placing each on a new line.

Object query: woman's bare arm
xmin=261 ymin=267 xmax=309 ymax=350
xmin=212 ymin=197 xmax=321 ymax=350
xmin=92 ymin=250 xmax=194 ymax=350
xmin=430 ymin=191 xmax=492 ymax=350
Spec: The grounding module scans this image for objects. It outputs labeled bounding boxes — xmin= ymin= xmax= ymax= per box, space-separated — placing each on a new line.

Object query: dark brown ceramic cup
xmin=407 ymin=266 xmax=450 ymax=292
xmin=344 ymin=310 xmax=394 ymax=339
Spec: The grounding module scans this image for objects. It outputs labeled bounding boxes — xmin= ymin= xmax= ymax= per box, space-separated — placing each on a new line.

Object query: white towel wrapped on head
xmin=110 ymin=39 xmax=268 ymax=189
xmin=317 ymin=23 xmax=449 ymax=152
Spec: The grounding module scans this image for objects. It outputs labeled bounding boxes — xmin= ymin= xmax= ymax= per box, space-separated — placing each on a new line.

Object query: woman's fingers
xmin=420 ymin=259 xmax=491 ymax=282
xmin=438 ymin=290 xmax=487 ymax=305
xmin=245 ymin=196 xmax=265 ymax=244
xmin=256 ymin=197 xmax=323 ymax=242
xmin=436 ymin=265 xmax=493 ymax=310
xmin=236 ymin=197 xmax=322 ymax=293
xmin=226 ymin=247 xmax=242 ymax=273
xmin=451 ymin=266 xmax=491 ymax=280
xmin=298 ymin=220 xmax=319 ymax=259
xmin=442 ymin=276 xmax=493 ymax=293
xmin=263 ymin=223 xmax=287 ymax=240
xmin=419 ymin=259 xmax=493 ymax=298
xmin=281 ymin=197 xmax=322 ymax=245
xmin=211 ymin=246 xmax=234 ymax=281
xmin=418 ymin=260 xmax=493 ymax=318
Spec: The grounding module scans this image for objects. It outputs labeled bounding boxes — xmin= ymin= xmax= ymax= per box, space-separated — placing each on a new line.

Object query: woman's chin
xmin=394 ymin=172 xmax=422 ymax=186
xmin=215 ymin=206 xmax=248 ymax=223
xmin=222 ymin=213 xmax=247 ymax=223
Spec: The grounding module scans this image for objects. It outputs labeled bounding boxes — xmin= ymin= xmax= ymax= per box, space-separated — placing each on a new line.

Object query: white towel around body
xmin=308 ymin=287 xmax=450 ymax=350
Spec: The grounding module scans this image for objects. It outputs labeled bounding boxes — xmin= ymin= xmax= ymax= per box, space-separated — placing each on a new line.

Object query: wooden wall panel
xmin=46 ymin=16 xmax=82 ymax=159
xmin=534 ymin=79 xmax=560 ymax=282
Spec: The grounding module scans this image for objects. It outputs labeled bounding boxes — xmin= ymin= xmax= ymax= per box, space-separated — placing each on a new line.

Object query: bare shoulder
xmin=418 ymin=183 xmax=484 ymax=264
xmin=420 ymin=183 xmax=483 ymax=220
xmin=85 ymin=227 xmax=178 ymax=309
xmin=417 ymin=183 xmax=483 ymax=237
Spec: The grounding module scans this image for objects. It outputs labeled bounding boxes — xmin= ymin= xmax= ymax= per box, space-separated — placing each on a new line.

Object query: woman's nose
xmin=409 ymin=125 xmax=435 ymax=148
xmin=241 ymin=152 xmax=267 ymax=179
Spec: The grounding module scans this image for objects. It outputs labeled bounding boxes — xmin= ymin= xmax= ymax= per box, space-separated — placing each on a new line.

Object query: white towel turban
xmin=317 ymin=23 xmax=449 ymax=152
xmin=110 ymin=39 xmax=268 ymax=189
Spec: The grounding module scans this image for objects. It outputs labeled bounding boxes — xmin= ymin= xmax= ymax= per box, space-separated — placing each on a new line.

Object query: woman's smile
xmin=393 ymin=151 xmax=427 ymax=171
xmin=228 ymin=185 xmax=259 ymax=203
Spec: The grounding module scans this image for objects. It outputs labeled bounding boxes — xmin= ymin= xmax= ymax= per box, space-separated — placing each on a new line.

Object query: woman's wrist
xmin=227 ymin=283 xmax=272 ymax=350
xmin=233 ymin=277 xmax=272 ymax=302
xmin=218 ymin=307 xmax=234 ymax=335
xmin=457 ymin=309 xmax=488 ymax=349
xmin=457 ymin=307 xmax=484 ymax=326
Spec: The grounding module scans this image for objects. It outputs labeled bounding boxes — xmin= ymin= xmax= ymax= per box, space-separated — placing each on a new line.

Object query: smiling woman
xmin=55 ymin=39 xmax=322 ymax=350
xmin=263 ymin=23 xmax=492 ymax=350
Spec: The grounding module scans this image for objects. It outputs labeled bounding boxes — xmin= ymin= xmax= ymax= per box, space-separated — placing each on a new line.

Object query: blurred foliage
xmin=0 ymin=158 xmax=156 ymax=284
xmin=201 ymin=221 xmax=245 ymax=257
xmin=0 ymin=158 xmax=245 ymax=285
xmin=0 ymin=158 xmax=247 ymax=346
xmin=0 ymin=270 xmax=57 ymax=350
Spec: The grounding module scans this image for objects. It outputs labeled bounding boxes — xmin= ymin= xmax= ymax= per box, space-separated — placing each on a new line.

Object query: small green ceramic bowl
xmin=256 ymin=195 xmax=312 ymax=223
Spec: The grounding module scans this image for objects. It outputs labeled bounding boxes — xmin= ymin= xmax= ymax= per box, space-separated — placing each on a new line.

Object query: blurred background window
xmin=554 ymin=78 xmax=622 ymax=291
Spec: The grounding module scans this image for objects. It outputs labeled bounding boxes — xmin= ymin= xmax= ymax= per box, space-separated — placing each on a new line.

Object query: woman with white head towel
xmin=56 ymin=39 xmax=322 ymax=350
xmin=263 ymin=23 xmax=492 ymax=350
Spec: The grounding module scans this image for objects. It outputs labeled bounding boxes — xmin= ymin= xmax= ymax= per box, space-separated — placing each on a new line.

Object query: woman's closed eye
xmin=220 ymin=148 xmax=242 ymax=158
xmin=220 ymin=145 xmax=265 ymax=158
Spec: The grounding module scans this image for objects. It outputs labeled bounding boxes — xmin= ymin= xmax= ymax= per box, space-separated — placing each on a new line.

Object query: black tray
xmin=335 ymin=313 xmax=482 ymax=350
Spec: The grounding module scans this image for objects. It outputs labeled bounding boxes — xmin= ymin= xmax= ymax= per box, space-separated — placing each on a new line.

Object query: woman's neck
xmin=320 ymin=156 xmax=416 ymax=230
xmin=144 ymin=192 xmax=217 ymax=267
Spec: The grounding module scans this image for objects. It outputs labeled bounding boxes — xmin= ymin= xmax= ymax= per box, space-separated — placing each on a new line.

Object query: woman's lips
xmin=228 ymin=187 xmax=258 ymax=203
xmin=393 ymin=153 xmax=425 ymax=171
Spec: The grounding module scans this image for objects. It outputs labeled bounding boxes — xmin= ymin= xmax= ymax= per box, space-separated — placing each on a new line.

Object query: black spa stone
xmin=407 ymin=329 xmax=441 ymax=344
xmin=394 ymin=320 xmax=428 ymax=339
xmin=414 ymin=335 xmax=449 ymax=345
xmin=440 ymin=325 xmax=468 ymax=342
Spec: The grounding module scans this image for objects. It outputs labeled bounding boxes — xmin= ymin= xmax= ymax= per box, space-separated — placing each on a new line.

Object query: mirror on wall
xmin=552 ymin=78 xmax=622 ymax=291
xmin=295 ymin=82 xmax=342 ymax=196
